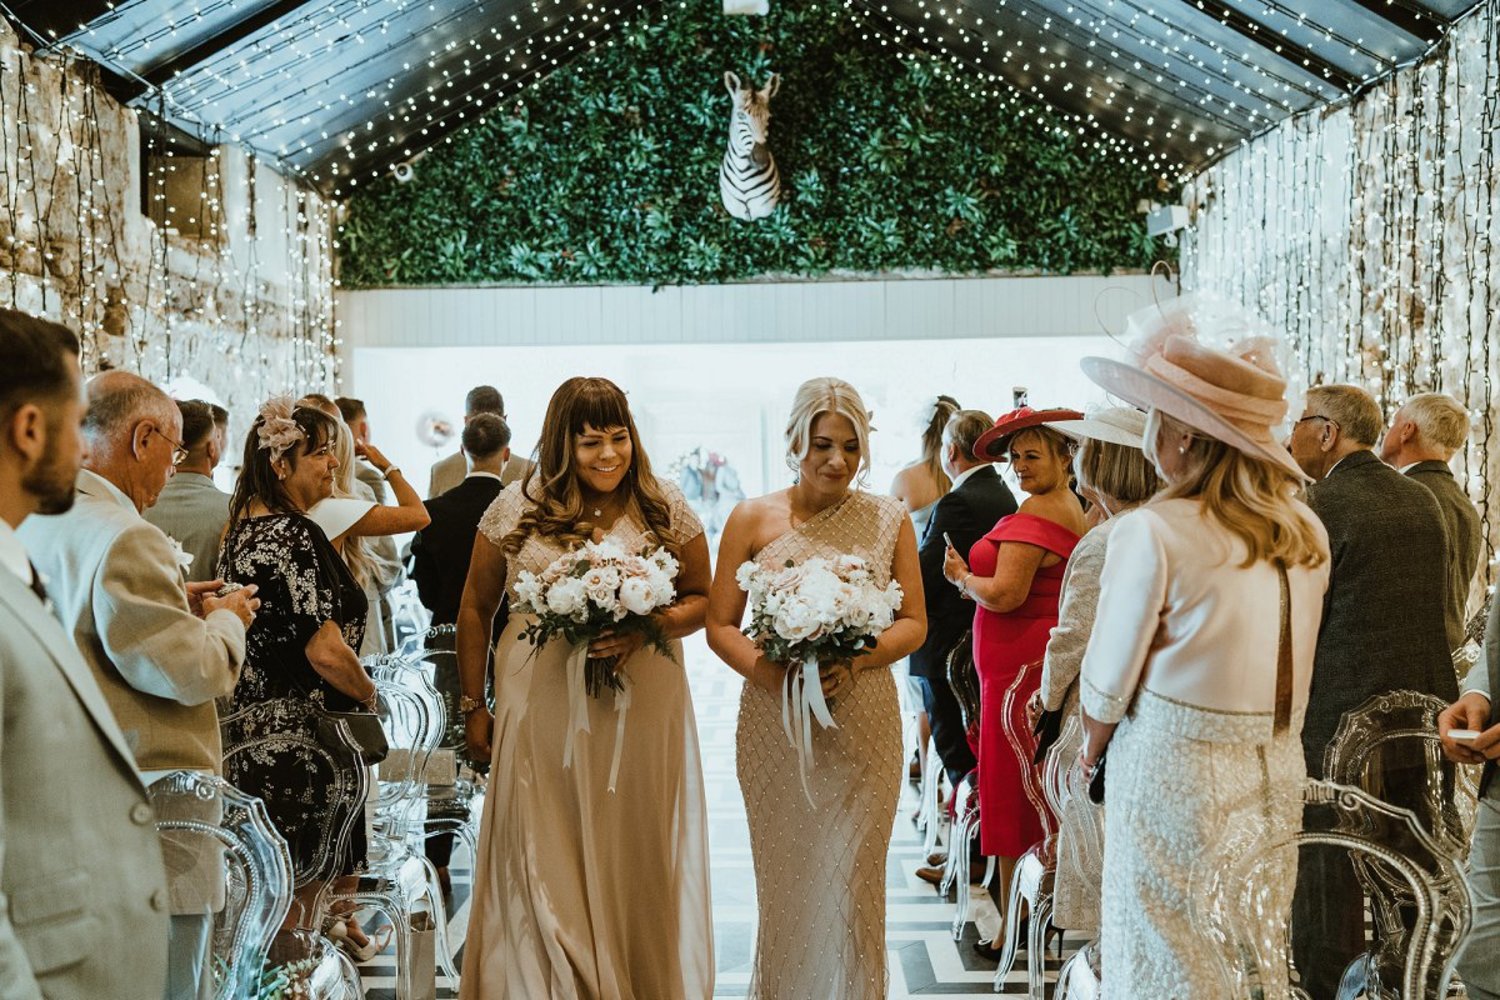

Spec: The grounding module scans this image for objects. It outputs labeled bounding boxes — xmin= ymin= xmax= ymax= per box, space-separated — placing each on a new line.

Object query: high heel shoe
xmin=324 ymin=916 xmax=392 ymax=963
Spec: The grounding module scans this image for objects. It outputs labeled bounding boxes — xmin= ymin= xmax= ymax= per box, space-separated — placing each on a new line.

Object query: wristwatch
xmin=382 ymin=465 xmax=402 ymax=481
xmin=459 ymin=694 xmax=485 ymax=715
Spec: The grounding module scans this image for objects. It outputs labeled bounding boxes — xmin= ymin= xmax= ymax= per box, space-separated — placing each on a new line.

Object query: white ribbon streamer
xmin=561 ymin=642 xmax=632 ymax=795
xmin=780 ymin=653 xmax=839 ymax=805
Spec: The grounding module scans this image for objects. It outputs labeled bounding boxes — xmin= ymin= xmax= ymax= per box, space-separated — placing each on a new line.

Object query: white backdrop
xmin=355 ymin=334 xmax=1117 ymax=518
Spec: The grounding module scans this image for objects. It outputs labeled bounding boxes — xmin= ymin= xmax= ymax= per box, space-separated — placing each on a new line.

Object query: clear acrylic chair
xmin=1194 ymin=778 xmax=1472 ymax=1000
xmin=1323 ymin=690 xmax=1480 ymax=997
xmin=149 ymin=770 xmax=294 ymax=1000
xmin=991 ymin=660 xmax=1066 ymax=999
xmin=316 ymin=669 xmax=460 ymax=997
xmin=219 ymin=699 xmax=371 ymax=996
xmin=1054 ymin=938 xmax=1101 ymax=1000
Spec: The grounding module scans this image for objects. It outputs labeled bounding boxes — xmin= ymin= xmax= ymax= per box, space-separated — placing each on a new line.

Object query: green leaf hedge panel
xmin=339 ymin=0 xmax=1174 ymax=287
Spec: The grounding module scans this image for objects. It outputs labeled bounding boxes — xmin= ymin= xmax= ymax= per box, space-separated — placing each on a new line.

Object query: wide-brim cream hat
xmin=1081 ymin=295 xmax=1308 ymax=482
xmin=1044 ymin=406 xmax=1148 ymax=449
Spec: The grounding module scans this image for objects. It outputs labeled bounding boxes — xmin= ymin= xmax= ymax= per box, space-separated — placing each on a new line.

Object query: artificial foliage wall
xmin=1183 ymin=0 xmax=1500 ymax=595
xmin=339 ymin=0 xmax=1169 ymax=287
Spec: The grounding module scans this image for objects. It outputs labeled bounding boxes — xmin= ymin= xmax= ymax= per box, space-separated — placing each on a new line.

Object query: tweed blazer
xmin=0 ymin=564 xmax=169 ymax=1000
xmin=1303 ymin=449 xmax=1456 ymax=772
xmin=1406 ymin=460 xmax=1483 ymax=652
xmin=427 ymin=450 xmax=534 ymax=499
xmin=142 ymin=472 xmax=231 ymax=584
xmin=19 ymin=470 xmax=245 ymax=774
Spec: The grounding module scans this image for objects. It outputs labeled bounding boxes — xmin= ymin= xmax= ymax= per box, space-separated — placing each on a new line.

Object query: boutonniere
xmin=166 ymin=537 xmax=194 ymax=574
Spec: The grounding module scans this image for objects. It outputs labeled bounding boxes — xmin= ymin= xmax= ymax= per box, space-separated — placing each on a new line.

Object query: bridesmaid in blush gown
xmin=706 ymin=377 xmax=927 ymax=1000
xmin=456 ymin=377 xmax=714 ymax=999
xmin=941 ymin=408 xmax=1086 ymax=930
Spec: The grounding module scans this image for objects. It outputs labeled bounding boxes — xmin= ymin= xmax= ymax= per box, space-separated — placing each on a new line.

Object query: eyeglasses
xmin=148 ymin=426 xmax=189 ymax=466
xmin=1296 ymin=414 xmax=1339 ymax=432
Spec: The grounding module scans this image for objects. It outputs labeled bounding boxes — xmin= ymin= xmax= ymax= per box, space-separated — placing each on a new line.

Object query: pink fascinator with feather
xmin=256 ymin=396 xmax=305 ymax=463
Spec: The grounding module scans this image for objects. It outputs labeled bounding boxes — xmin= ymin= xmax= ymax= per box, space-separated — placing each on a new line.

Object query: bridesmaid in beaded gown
xmin=707 ymin=378 xmax=927 ymax=1000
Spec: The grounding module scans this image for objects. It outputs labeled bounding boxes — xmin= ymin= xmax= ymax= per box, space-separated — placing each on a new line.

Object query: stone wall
xmin=0 ymin=17 xmax=337 ymax=432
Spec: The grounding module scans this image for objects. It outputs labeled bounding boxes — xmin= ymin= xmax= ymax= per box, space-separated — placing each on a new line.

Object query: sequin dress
xmin=736 ymin=490 xmax=906 ymax=1000
xmin=460 ymin=481 xmax=713 ymax=1000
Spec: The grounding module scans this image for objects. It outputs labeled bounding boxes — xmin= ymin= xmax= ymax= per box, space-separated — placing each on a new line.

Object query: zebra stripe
xmin=720 ymin=104 xmax=780 ymax=221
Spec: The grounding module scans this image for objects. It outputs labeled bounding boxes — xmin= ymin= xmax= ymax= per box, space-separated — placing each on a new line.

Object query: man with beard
xmin=20 ymin=370 xmax=258 ymax=999
xmin=0 ymin=308 xmax=171 ymax=998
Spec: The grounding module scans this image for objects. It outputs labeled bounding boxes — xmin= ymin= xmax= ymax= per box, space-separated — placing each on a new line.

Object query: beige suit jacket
xmin=0 ymin=562 xmax=170 ymax=999
xmin=19 ymin=470 xmax=245 ymax=774
xmin=428 ymin=450 xmax=533 ymax=498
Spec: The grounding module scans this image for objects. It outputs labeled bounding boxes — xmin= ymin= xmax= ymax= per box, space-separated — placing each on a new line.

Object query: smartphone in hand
xmin=1450 ymin=729 xmax=1482 ymax=745
xmin=943 ymin=531 xmax=955 ymax=550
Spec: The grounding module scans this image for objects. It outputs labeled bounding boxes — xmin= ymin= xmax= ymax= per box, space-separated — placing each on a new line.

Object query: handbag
xmin=313 ymin=693 xmax=390 ymax=766
xmin=1085 ymin=561 xmax=1293 ymax=806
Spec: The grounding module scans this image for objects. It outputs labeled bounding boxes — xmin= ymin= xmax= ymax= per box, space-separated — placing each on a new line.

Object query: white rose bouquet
xmin=512 ymin=539 xmax=680 ymax=790
xmin=737 ymin=554 xmax=903 ymax=800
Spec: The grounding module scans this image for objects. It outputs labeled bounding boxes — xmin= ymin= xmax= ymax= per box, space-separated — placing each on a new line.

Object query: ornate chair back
xmin=220 ymin=698 xmax=371 ymax=891
xmin=946 ymin=631 xmax=981 ymax=741
xmin=1001 ymin=658 xmax=1055 ymax=839
xmin=149 ymin=770 xmax=293 ymax=1000
xmin=1193 ymin=779 xmax=1471 ymax=1000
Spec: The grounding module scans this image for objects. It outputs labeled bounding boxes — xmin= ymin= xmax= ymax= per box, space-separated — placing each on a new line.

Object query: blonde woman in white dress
xmin=456 ymin=377 xmax=713 ymax=999
xmin=706 ymin=377 xmax=926 ymax=1000
xmin=1076 ymin=311 xmax=1330 ymax=997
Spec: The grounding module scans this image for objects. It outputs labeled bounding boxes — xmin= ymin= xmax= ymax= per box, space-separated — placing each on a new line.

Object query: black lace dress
xmin=219 ymin=512 xmax=369 ymax=875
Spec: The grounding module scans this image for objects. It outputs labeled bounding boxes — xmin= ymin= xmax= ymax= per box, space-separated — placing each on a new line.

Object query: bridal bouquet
xmin=737 ymin=554 xmax=903 ymax=800
xmin=512 ymin=540 xmax=680 ymax=790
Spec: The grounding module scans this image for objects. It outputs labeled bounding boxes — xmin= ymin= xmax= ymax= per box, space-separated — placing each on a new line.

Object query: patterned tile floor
xmin=360 ymin=636 xmax=1083 ymax=998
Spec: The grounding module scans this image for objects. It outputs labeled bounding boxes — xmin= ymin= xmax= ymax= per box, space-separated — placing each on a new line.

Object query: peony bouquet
xmin=512 ymin=539 xmax=680 ymax=790
xmin=737 ymin=554 xmax=903 ymax=799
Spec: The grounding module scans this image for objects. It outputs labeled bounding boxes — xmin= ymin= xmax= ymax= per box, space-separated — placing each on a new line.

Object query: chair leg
xmin=992 ymin=874 xmax=1027 ymax=986
xmin=1027 ymin=895 xmax=1053 ymax=1000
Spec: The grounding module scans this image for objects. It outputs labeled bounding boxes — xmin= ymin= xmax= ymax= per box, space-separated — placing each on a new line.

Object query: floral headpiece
xmin=256 ymin=396 xmax=305 ymax=464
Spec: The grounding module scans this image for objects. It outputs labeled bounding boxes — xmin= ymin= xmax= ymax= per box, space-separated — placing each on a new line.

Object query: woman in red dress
xmin=943 ymin=407 xmax=1087 ymax=925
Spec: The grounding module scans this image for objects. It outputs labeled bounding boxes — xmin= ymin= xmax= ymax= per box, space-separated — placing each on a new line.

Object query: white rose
xmin=735 ymin=561 xmax=760 ymax=591
xmin=773 ymin=599 xmax=823 ymax=642
xmin=545 ymin=577 xmax=588 ymax=618
xmin=513 ymin=573 xmax=543 ymax=611
xmin=582 ymin=566 xmax=622 ymax=607
xmin=619 ymin=577 xmax=659 ymax=616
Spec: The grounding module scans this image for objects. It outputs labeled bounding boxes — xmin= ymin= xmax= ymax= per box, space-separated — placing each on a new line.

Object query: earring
xmin=1178 ymin=445 xmax=1187 ymax=455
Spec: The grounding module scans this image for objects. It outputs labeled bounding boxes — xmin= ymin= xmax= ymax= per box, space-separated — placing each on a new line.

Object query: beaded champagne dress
xmin=460 ymin=481 xmax=713 ymax=1000
xmin=736 ymin=490 xmax=907 ymax=1000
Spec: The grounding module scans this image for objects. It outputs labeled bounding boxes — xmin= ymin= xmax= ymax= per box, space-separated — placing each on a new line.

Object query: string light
xmin=0 ymin=16 xmax=338 ymax=439
xmin=1182 ymin=0 xmax=1500 ymax=588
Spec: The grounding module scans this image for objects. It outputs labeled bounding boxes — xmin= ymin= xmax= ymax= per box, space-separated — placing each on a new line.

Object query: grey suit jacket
xmin=428 ymin=450 xmax=534 ymax=498
xmin=1303 ymin=449 xmax=1457 ymax=772
xmin=0 ymin=565 xmax=169 ymax=999
xmin=142 ymin=472 xmax=231 ymax=584
xmin=1406 ymin=460 xmax=1483 ymax=652
xmin=19 ymin=470 xmax=245 ymax=773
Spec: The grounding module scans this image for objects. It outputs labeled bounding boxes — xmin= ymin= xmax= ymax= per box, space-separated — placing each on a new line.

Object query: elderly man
xmin=144 ymin=399 xmax=231 ymax=584
xmin=428 ymin=384 xmax=535 ymax=497
xmin=0 ymin=310 xmax=170 ymax=999
xmin=19 ymin=370 xmax=258 ymax=1000
xmin=1380 ymin=391 xmax=1483 ymax=652
xmin=1287 ymin=383 xmax=1455 ymax=999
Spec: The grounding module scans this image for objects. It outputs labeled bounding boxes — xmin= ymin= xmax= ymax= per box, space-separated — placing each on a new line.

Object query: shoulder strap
xmin=1274 ymin=561 xmax=1292 ymax=735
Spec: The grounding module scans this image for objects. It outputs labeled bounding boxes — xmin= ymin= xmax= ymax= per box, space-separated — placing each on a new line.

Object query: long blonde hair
xmin=1150 ymin=411 xmax=1325 ymax=568
xmin=919 ymin=395 xmax=960 ymax=494
xmin=503 ymin=377 xmax=677 ymax=557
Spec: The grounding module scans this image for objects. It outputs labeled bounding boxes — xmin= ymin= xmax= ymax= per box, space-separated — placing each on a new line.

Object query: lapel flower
xmin=166 ymin=536 xmax=194 ymax=574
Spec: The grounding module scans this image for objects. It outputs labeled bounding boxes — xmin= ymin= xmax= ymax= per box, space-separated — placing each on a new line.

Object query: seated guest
xmin=144 ymin=399 xmax=232 ymax=583
xmin=0 ymin=309 xmax=172 ymax=998
xmin=20 ymin=371 xmax=259 ymax=999
xmin=409 ymin=413 xmax=511 ymax=886
xmin=1029 ymin=406 xmax=1159 ymax=934
xmin=428 ymin=385 xmax=535 ymax=498
xmin=910 ymin=407 xmax=1013 ymax=883
xmin=219 ymin=398 xmax=382 ymax=958
xmin=1380 ymin=391 xmax=1483 ymax=652
xmin=1287 ymin=383 xmax=1455 ymax=998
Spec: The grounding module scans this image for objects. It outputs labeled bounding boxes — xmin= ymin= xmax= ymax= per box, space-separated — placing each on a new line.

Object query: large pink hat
xmin=1081 ymin=296 xmax=1307 ymax=482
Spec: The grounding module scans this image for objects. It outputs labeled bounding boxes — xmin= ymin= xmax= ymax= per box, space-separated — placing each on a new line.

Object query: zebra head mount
xmin=720 ymin=71 xmax=782 ymax=222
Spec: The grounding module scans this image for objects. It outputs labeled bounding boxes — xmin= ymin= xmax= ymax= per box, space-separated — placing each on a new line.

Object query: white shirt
xmin=467 ymin=471 xmax=504 ymax=484
xmin=0 ymin=516 xmax=33 ymax=586
xmin=1080 ymin=497 xmax=1331 ymax=724
xmin=950 ymin=463 xmax=992 ymax=490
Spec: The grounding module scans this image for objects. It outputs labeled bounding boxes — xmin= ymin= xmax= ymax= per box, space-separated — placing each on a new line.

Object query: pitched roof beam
xmin=1182 ymin=0 xmax=1365 ymax=94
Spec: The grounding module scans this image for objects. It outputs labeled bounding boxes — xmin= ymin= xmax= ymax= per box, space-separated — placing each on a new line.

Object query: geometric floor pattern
xmin=360 ymin=635 xmax=1084 ymax=997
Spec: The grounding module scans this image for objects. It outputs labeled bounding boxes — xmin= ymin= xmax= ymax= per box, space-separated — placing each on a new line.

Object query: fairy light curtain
xmin=1182 ymin=0 xmax=1500 ymax=592
xmin=0 ymin=16 xmax=338 ymax=425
